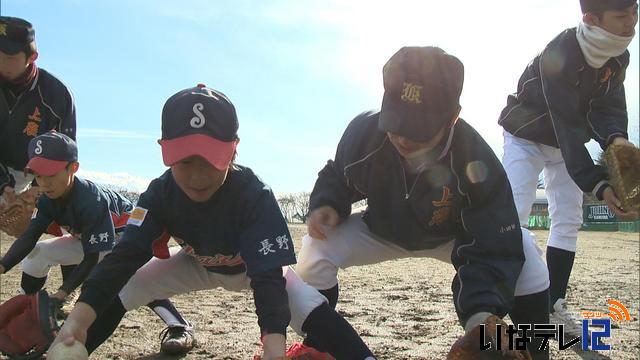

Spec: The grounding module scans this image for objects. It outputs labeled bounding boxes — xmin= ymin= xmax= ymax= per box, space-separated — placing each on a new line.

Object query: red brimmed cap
xmin=159 ymin=84 xmax=239 ymax=170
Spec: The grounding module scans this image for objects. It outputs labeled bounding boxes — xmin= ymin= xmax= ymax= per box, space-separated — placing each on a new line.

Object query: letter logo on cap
xmin=400 ymin=82 xmax=423 ymax=104
xmin=34 ymin=140 xmax=43 ymax=155
xmin=0 ymin=24 xmax=7 ymax=36
xmin=190 ymin=103 xmax=206 ymax=128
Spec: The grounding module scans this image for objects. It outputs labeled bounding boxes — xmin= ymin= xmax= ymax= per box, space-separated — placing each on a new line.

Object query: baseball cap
xmin=0 ymin=16 xmax=35 ymax=55
xmin=159 ymin=84 xmax=239 ymax=170
xmin=26 ymin=131 xmax=78 ymax=176
xmin=378 ymin=46 xmax=464 ymax=143
xmin=580 ymin=0 xmax=637 ymax=13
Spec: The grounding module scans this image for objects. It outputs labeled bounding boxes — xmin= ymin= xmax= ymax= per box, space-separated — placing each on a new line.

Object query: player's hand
xmin=307 ymin=206 xmax=340 ymax=240
xmin=50 ymin=302 xmax=96 ymax=349
xmin=603 ymin=186 xmax=639 ymax=221
xmin=261 ymin=333 xmax=286 ymax=359
xmin=611 ymin=137 xmax=636 ymax=148
xmin=51 ymin=289 xmax=68 ymax=301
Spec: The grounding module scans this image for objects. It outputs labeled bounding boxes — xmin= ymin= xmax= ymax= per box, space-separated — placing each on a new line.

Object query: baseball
xmin=47 ymin=340 xmax=88 ymax=360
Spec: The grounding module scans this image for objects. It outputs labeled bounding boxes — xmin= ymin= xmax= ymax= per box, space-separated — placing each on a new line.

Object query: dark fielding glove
xmin=447 ymin=315 xmax=532 ymax=360
xmin=0 ymin=291 xmax=61 ymax=359
xmin=605 ymin=144 xmax=640 ymax=213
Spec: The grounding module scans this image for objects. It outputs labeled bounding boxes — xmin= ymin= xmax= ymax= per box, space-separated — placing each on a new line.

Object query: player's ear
xmin=68 ymin=161 xmax=80 ymax=174
xmin=28 ymin=50 xmax=39 ymax=64
xmin=583 ymin=12 xmax=599 ymax=26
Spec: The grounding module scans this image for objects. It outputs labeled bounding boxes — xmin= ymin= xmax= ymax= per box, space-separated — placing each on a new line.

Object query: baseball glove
xmin=0 ymin=290 xmax=61 ymax=359
xmin=447 ymin=315 xmax=532 ymax=360
xmin=605 ymin=145 xmax=640 ymax=213
xmin=0 ymin=188 xmax=38 ymax=237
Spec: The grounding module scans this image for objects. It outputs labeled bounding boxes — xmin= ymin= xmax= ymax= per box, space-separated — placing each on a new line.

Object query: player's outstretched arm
xmin=49 ymin=302 xmax=97 ymax=349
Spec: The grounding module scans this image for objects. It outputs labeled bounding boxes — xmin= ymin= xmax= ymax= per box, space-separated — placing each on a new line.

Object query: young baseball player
xmin=0 ymin=15 xmax=77 ymax=289
xmin=0 ymin=131 xmax=197 ymax=355
xmin=295 ymin=47 xmax=551 ymax=359
xmin=498 ymin=0 xmax=638 ymax=338
xmin=50 ymin=85 xmax=375 ymax=359
xmin=0 ymin=16 xmax=76 ymax=196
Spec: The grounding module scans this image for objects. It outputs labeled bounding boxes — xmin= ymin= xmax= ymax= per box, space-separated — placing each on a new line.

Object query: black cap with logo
xmin=159 ymin=84 xmax=239 ymax=170
xmin=580 ymin=0 xmax=637 ymax=13
xmin=0 ymin=16 xmax=35 ymax=55
xmin=26 ymin=131 xmax=78 ymax=176
xmin=379 ymin=46 xmax=464 ymax=143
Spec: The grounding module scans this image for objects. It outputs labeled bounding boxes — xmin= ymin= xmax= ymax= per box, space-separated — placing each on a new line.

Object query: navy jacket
xmin=499 ymin=28 xmax=629 ymax=198
xmin=80 ymin=166 xmax=295 ymax=335
xmin=0 ymin=68 xmax=76 ymax=171
xmin=310 ymin=111 xmax=525 ymax=325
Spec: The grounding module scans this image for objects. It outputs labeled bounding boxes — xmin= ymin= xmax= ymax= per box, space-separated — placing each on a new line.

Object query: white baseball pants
xmin=502 ymin=131 xmax=583 ymax=252
xmin=296 ymin=213 xmax=549 ymax=297
xmin=117 ymin=246 xmax=327 ymax=335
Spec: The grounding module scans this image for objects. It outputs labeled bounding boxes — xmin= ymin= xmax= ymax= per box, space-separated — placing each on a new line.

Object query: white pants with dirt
xmin=117 ymin=246 xmax=327 ymax=335
xmin=502 ymin=131 xmax=583 ymax=252
xmin=21 ymin=234 xmax=109 ymax=278
xmin=295 ymin=213 xmax=549 ymax=296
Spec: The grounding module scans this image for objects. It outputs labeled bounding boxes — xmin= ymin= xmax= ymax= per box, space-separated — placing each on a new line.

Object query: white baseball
xmin=47 ymin=340 xmax=89 ymax=360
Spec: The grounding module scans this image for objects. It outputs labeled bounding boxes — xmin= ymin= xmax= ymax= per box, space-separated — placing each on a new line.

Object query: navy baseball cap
xmin=379 ymin=46 xmax=464 ymax=143
xmin=580 ymin=0 xmax=637 ymax=13
xmin=26 ymin=131 xmax=78 ymax=176
xmin=159 ymin=84 xmax=239 ymax=170
xmin=0 ymin=16 xmax=35 ymax=55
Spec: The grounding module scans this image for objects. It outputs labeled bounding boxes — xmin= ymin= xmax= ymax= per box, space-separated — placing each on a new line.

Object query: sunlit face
xmin=387 ymin=124 xmax=449 ymax=158
xmin=589 ymin=3 xmax=638 ymax=36
xmin=34 ymin=163 xmax=77 ymax=199
xmin=0 ymin=51 xmax=32 ymax=82
xmin=171 ymin=156 xmax=228 ymax=202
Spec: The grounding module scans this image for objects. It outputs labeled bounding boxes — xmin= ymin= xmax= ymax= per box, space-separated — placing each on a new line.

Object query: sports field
xmin=1 ymin=227 xmax=638 ymax=359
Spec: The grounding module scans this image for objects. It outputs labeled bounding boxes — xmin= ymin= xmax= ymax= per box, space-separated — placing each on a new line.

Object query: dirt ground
xmin=0 ymin=227 xmax=638 ymax=359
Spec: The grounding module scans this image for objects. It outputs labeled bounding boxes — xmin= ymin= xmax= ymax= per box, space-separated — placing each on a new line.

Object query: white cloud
xmin=77 ymin=169 xmax=151 ymax=193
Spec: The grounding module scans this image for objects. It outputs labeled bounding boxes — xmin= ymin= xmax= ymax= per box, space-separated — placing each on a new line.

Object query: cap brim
xmin=25 ymin=157 xmax=69 ymax=176
xmin=379 ymin=95 xmax=450 ymax=143
xmin=160 ymin=134 xmax=238 ymax=170
xmin=0 ymin=39 xmax=24 ymax=55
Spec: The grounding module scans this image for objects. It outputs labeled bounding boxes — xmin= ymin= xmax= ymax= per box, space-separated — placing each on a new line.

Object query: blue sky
xmin=3 ymin=0 xmax=639 ymax=193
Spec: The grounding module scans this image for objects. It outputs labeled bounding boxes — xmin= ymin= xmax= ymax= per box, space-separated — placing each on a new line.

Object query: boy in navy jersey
xmin=50 ymin=85 xmax=375 ymax=359
xmin=0 ymin=131 xmax=196 ymax=355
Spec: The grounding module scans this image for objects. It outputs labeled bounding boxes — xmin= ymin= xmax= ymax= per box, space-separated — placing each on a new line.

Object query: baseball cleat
xmin=159 ymin=325 xmax=195 ymax=355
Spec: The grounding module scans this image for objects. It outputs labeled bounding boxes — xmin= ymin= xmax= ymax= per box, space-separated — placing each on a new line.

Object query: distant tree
xmin=277 ymin=194 xmax=296 ymax=223
xmin=101 ymin=184 xmax=141 ymax=204
xmin=292 ymin=192 xmax=310 ymax=223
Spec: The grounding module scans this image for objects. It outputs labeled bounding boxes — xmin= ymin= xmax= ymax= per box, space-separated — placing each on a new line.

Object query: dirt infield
xmin=1 ymin=227 xmax=638 ymax=359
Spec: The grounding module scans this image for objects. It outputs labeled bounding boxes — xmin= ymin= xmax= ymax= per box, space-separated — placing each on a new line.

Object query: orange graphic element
xmin=607 ymin=299 xmax=630 ymax=321
xmin=581 ymin=311 xmax=607 ymax=319
xmin=28 ymin=106 xmax=42 ymax=122
xmin=600 ymin=67 xmax=613 ymax=83
xmin=432 ymin=186 xmax=453 ymax=207
xmin=429 ymin=207 xmax=451 ymax=226
xmin=23 ymin=122 xmax=40 ymax=137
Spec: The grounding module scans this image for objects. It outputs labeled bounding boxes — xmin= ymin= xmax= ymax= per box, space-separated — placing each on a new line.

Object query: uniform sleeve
xmin=78 ymin=191 xmax=161 ymax=316
xmin=538 ymin=46 xmax=609 ymax=195
xmin=309 ymin=114 xmax=369 ymax=218
xmin=0 ymin=162 xmax=15 ymax=194
xmin=238 ymin=186 xmax=296 ymax=277
xmin=587 ymin=80 xmax=629 ymax=149
xmin=57 ymin=87 xmax=76 ymax=140
xmin=0 ymin=198 xmax=50 ymax=272
xmin=450 ymin=143 xmax=525 ymax=327
xmin=250 ymin=267 xmax=290 ymax=337
xmin=78 ymin=200 xmax=116 ymax=254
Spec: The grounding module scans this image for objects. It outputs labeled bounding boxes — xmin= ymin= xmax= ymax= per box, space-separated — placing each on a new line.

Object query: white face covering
xmin=576 ymin=21 xmax=635 ymax=68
